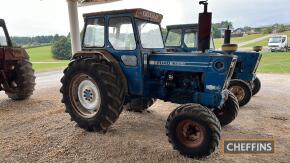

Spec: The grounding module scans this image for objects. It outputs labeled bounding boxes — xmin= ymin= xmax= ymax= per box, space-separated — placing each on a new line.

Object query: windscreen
xmin=184 ymin=29 xmax=197 ymax=48
xmin=166 ymin=29 xmax=182 ymax=46
xmin=137 ymin=20 xmax=164 ymax=49
xmin=269 ymin=37 xmax=282 ymax=43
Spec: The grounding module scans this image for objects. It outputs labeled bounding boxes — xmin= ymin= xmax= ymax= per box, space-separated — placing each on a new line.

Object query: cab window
xmin=109 ymin=17 xmax=136 ymax=50
xmin=166 ymin=29 xmax=182 ymax=47
xmin=137 ymin=20 xmax=164 ymax=49
xmin=0 ymin=27 xmax=7 ymax=46
xmin=184 ymin=29 xmax=196 ymax=48
xmin=83 ymin=18 xmax=105 ymax=48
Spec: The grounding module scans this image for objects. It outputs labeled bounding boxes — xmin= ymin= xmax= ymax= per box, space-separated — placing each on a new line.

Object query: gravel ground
xmin=0 ymin=74 xmax=290 ymax=162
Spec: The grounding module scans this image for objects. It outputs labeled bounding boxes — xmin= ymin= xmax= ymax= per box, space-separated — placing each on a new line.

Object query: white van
xmin=268 ymin=35 xmax=288 ymax=52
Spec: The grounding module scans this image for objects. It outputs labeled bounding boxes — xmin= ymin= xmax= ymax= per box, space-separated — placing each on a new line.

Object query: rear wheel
xmin=229 ymin=80 xmax=252 ymax=107
xmin=166 ymin=104 xmax=221 ymax=158
xmin=252 ymin=77 xmax=261 ymax=96
xmin=61 ymin=58 xmax=125 ymax=133
xmin=125 ymin=98 xmax=156 ymax=112
xmin=214 ymin=90 xmax=239 ymax=126
xmin=5 ymin=60 xmax=36 ymax=100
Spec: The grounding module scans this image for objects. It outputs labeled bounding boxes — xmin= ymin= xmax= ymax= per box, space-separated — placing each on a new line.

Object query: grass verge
xmin=26 ymin=45 xmax=69 ymax=72
xmin=258 ymin=52 xmax=290 ymax=73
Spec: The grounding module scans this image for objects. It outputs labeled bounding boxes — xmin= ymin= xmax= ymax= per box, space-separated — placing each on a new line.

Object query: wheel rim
xmin=229 ymin=86 xmax=245 ymax=102
xmin=69 ymin=73 xmax=101 ymax=118
xmin=176 ymin=120 xmax=205 ymax=148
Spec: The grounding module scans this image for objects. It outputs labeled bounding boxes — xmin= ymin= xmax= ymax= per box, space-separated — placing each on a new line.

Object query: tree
xmin=51 ymin=36 xmax=72 ymax=60
xmin=277 ymin=24 xmax=287 ymax=33
xmin=212 ymin=21 xmax=234 ymax=38
xmin=262 ymin=27 xmax=273 ymax=34
xmin=11 ymin=35 xmax=54 ymax=46
xmin=52 ymin=34 xmax=61 ymax=43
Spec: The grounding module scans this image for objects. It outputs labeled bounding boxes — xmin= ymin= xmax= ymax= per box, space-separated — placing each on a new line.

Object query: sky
xmin=0 ymin=0 xmax=289 ymax=36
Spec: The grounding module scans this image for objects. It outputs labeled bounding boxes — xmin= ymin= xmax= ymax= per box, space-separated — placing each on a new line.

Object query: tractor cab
xmin=82 ymin=8 xmax=165 ymax=54
xmin=165 ymin=24 xmax=215 ymax=52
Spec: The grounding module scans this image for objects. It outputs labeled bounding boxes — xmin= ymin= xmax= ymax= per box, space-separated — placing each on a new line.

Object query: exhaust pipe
xmin=198 ymin=1 xmax=212 ymax=53
xmin=224 ymin=26 xmax=231 ymax=44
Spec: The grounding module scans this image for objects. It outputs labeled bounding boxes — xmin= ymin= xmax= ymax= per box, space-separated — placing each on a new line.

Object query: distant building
xmin=232 ymin=28 xmax=245 ymax=37
xmin=233 ymin=28 xmax=245 ymax=35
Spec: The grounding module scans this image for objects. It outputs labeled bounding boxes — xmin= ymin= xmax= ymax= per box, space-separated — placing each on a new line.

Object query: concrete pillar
xmin=67 ymin=0 xmax=81 ymax=54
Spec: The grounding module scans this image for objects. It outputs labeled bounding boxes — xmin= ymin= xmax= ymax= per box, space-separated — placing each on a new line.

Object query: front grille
xmin=269 ymin=45 xmax=278 ymax=48
xmin=224 ymin=58 xmax=237 ymax=89
xmin=253 ymin=54 xmax=262 ymax=73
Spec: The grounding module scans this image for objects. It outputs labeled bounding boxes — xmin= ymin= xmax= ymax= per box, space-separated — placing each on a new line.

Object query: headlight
xmin=214 ymin=61 xmax=225 ymax=71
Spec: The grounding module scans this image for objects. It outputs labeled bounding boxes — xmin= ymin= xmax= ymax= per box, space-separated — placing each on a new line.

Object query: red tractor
xmin=0 ymin=19 xmax=35 ymax=100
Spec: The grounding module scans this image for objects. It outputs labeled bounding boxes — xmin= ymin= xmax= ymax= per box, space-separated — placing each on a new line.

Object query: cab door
xmin=105 ymin=15 xmax=143 ymax=95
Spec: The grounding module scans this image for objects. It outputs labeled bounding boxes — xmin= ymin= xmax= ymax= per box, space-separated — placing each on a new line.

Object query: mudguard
xmin=73 ymin=50 xmax=128 ymax=95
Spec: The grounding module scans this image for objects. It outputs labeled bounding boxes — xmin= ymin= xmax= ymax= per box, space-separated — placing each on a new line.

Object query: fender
xmin=3 ymin=47 xmax=30 ymax=61
xmin=72 ymin=50 xmax=128 ymax=95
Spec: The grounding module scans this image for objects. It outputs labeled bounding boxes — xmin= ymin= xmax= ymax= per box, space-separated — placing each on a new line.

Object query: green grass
xmin=243 ymin=39 xmax=269 ymax=48
xmin=32 ymin=62 xmax=69 ymax=71
xmin=26 ymin=45 xmax=69 ymax=71
xmin=214 ymin=33 xmax=266 ymax=49
xmin=26 ymin=45 xmax=56 ymax=62
xmin=257 ymin=52 xmax=290 ymax=73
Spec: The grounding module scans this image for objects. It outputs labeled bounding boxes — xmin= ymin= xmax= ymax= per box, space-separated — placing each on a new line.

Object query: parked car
xmin=268 ymin=35 xmax=288 ymax=52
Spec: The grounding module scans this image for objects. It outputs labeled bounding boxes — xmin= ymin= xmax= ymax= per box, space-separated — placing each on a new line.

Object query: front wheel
xmin=228 ymin=80 xmax=252 ymax=107
xmin=166 ymin=104 xmax=221 ymax=158
xmin=252 ymin=77 xmax=261 ymax=96
xmin=214 ymin=90 xmax=239 ymax=126
xmin=61 ymin=59 xmax=125 ymax=133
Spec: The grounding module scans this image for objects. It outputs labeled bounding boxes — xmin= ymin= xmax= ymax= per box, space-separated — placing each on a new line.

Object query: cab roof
xmin=83 ymin=8 xmax=163 ymax=23
xmin=167 ymin=24 xmax=198 ymax=30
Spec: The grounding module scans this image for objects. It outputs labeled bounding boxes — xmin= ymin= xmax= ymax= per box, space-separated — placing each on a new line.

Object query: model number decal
xmin=149 ymin=61 xmax=211 ymax=67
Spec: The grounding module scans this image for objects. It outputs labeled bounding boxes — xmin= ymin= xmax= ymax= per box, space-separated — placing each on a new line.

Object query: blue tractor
xmin=61 ymin=2 xmax=239 ymax=158
xmin=165 ymin=24 xmax=262 ymax=107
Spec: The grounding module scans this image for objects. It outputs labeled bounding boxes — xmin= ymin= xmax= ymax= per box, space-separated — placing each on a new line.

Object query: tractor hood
xmin=147 ymin=52 xmax=237 ymax=94
xmin=148 ymin=52 xmax=235 ymax=73
xmin=211 ymin=50 xmax=262 ymax=80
